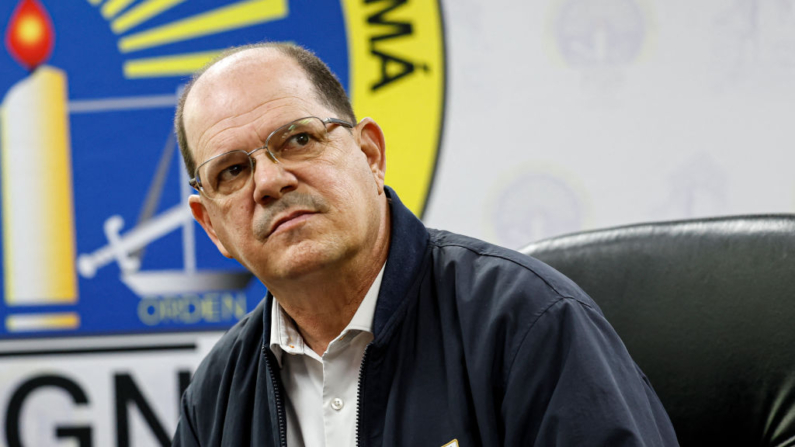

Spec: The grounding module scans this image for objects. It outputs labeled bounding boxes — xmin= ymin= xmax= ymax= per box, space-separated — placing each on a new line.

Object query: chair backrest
xmin=520 ymin=215 xmax=795 ymax=447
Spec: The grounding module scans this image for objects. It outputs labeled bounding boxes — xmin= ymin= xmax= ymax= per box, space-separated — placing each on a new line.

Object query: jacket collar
xmin=261 ymin=186 xmax=429 ymax=345
xmin=372 ymin=186 xmax=429 ymax=337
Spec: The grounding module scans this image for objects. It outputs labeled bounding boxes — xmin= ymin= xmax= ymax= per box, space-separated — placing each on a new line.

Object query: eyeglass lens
xmin=198 ymin=117 xmax=331 ymax=197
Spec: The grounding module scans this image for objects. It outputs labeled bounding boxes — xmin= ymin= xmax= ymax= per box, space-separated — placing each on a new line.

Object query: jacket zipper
xmin=264 ymin=346 xmax=287 ymax=447
xmin=355 ymin=344 xmax=371 ymax=447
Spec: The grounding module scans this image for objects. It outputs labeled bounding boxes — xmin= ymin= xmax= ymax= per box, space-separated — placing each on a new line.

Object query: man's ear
xmin=356 ymin=117 xmax=387 ymax=194
xmin=188 ymin=195 xmax=234 ymax=259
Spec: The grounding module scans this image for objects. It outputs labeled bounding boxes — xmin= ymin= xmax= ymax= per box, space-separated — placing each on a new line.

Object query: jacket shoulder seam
xmin=427 ymin=238 xmax=598 ymax=388
xmin=504 ymin=296 xmax=593 ymax=387
xmin=428 ymin=239 xmax=586 ymax=303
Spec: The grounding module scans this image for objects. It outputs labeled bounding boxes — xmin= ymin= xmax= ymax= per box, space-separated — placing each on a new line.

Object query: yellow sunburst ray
xmin=113 ymin=0 xmax=186 ymax=34
xmin=118 ymin=0 xmax=288 ymax=53
xmin=102 ymin=0 xmax=136 ymax=19
xmin=123 ymin=50 xmax=223 ymax=78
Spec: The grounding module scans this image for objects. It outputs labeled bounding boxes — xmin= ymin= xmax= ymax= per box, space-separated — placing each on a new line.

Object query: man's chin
xmin=255 ymin=241 xmax=341 ymax=283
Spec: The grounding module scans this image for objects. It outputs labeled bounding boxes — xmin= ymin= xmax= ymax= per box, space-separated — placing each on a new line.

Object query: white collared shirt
xmin=269 ymin=264 xmax=385 ymax=447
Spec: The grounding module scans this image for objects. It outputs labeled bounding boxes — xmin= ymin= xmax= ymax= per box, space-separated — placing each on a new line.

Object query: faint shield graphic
xmin=551 ymin=0 xmax=649 ymax=96
xmin=491 ymin=170 xmax=586 ymax=248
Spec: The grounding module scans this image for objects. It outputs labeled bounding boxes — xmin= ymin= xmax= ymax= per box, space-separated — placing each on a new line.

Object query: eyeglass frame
xmin=188 ymin=116 xmax=356 ymax=196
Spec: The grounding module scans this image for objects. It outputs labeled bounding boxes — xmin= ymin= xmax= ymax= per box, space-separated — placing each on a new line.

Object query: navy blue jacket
xmin=173 ymin=188 xmax=679 ymax=446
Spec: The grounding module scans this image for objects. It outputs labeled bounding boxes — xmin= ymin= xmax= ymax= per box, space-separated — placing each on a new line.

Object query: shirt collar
xmin=269 ymin=262 xmax=386 ymax=367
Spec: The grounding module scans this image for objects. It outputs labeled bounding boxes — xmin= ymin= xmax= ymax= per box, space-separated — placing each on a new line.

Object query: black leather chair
xmin=520 ymin=215 xmax=795 ymax=447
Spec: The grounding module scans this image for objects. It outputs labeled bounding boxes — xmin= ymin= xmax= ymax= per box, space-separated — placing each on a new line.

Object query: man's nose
xmin=250 ymin=150 xmax=298 ymax=204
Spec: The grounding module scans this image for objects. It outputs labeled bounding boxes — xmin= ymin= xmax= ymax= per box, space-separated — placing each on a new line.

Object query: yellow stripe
xmin=112 ymin=0 xmax=187 ymax=34
xmin=102 ymin=0 xmax=135 ymax=19
xmin=124 ymin=50 xmax=223 ymax=78
xmin=6 ymin=313 xmax=80 ymax=332
xmin=87 ymin=0 xmax=103 ymax=6
xmin=341 ymin=0 xmax=445 ymax=216
xmin=118 ymin=0 xmax=288 ymax=53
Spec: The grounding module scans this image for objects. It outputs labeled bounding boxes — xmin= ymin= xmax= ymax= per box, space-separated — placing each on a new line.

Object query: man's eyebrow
xmin=201 ymin=125 xmax=267 ymax=159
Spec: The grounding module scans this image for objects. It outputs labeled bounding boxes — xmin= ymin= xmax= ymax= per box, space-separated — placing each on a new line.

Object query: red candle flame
xmin=4 ymin=0 xmax=55 ymax=71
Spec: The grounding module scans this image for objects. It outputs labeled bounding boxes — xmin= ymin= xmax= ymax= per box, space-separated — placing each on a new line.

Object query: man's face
xmin=183 ymin=49 xmax=387 ymax=284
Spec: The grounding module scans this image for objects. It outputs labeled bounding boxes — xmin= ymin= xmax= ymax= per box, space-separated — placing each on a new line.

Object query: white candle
xmin=1 ymin=65 xmax=78 ymax=305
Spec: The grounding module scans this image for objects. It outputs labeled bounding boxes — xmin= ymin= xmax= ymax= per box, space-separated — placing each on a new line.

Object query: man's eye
xmin=218 ymin=164 xmax=244 ymax=182
xmin=280 ymin=132 xmax=317 ymax=154
xmin=290 ymin=132 xmax=311 ymax=146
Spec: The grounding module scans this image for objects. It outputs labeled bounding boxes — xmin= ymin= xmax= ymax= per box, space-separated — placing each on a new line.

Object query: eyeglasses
xmin=190 ymin=116 xmax=355 ymax=198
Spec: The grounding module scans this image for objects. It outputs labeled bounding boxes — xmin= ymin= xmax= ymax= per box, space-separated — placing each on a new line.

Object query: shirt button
xmin=331 ymin=398 xmax=344 ymax=411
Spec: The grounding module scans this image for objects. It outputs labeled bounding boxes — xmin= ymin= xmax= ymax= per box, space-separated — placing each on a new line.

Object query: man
xmin=173 ymin=42 xmax=678 ymax=446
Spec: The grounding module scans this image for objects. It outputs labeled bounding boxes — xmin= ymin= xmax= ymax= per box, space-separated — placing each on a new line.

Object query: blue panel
xmin=0 ymin=0 xmax=349 ymax=338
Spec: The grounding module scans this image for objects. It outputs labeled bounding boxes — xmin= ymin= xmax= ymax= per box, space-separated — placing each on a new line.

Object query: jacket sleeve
xmin=172 ymin=385 xmax=201 ymax=447
xmin=501 ymin=296 xmax=679 ymax=446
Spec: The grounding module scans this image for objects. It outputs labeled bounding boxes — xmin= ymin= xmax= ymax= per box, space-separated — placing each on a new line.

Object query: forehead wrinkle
xmin=193 ymin=94 xmax=324 ymax=164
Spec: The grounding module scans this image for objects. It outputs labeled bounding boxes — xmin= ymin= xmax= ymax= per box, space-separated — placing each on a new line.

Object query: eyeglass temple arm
xmin=325 ymin=117 xmax=355 ymax=128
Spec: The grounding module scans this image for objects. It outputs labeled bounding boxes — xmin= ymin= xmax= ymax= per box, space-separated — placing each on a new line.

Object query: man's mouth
xmin=267 ymin=210 xmax=316 ymax=237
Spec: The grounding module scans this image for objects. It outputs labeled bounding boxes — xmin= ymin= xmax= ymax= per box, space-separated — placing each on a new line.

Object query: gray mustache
xmin=255 ymin=192 xmax=330 ymax=238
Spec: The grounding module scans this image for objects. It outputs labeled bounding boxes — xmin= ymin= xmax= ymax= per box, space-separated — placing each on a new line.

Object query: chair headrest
xmin=521 ymin=215 xmax=795 ymax=446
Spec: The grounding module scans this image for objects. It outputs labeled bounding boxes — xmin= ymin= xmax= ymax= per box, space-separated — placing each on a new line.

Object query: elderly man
xmin=173 ymin=43 xmax=678 ymax=447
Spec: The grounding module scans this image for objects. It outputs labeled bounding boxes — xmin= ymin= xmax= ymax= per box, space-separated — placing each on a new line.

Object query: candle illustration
xmin=2 ymin=0 xmax=78 ymax=331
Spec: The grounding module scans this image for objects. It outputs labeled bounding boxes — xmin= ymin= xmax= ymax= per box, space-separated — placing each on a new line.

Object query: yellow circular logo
xmin=342 ymin=0 xmax=446 ymax=216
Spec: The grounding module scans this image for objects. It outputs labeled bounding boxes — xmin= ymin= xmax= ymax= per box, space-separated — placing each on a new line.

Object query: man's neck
xmin=267 ymin=209 xmax=391 ymax=356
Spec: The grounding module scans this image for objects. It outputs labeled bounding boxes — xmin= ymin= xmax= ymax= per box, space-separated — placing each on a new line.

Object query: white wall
xmin=426 ymin=0 xmax=795 ymax=249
